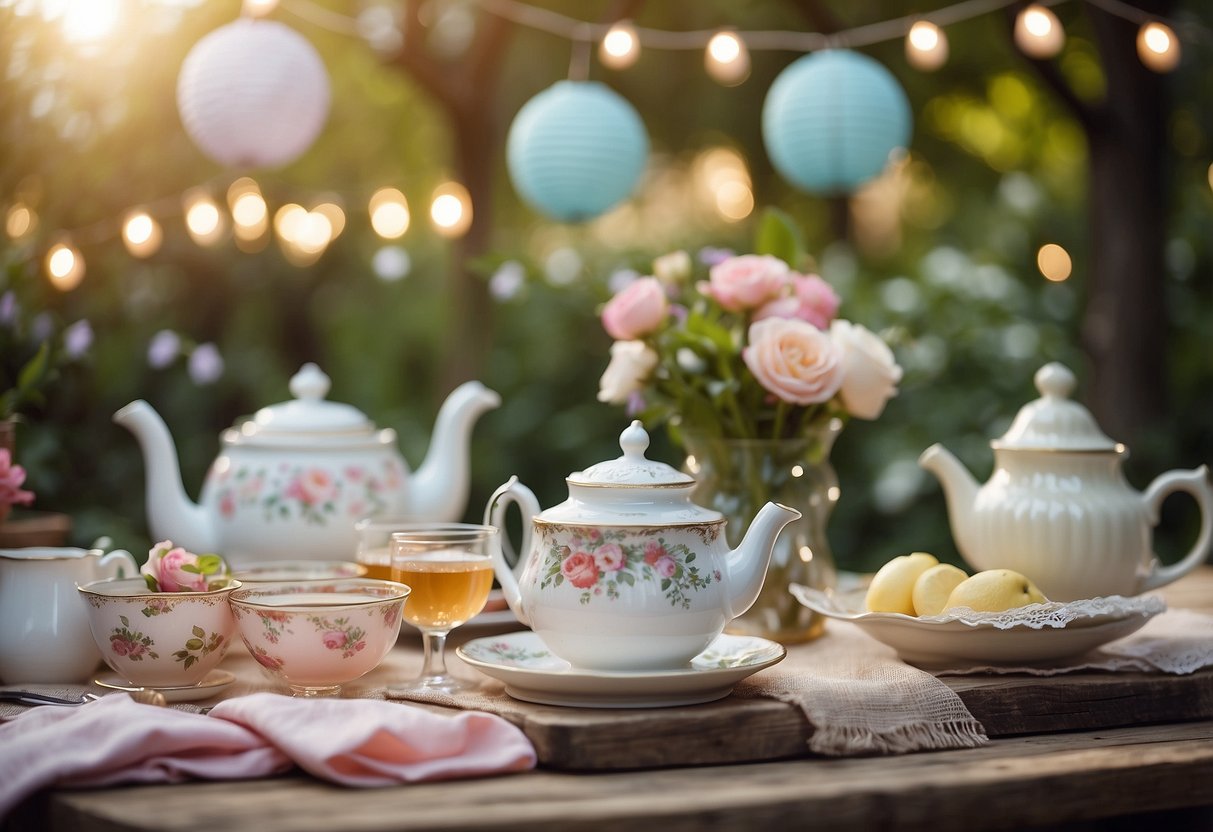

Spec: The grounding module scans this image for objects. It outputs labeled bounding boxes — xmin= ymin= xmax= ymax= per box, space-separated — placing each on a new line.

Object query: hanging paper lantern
xmin=177 ymin=19 xmax=330 ymax=169
xmin=762 ymin=50 xmax=912 ymax=195
xmin=507 ymin=81 xmax=649 ymax=223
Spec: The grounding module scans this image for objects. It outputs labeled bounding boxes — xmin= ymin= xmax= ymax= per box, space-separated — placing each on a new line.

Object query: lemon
xmin=865 ymin=552 xmax=939 ymax=615
xmin=911 ymin=563 xmax=968 ymax=616
xmin=943 ymin=569 xmax=1048 ymax=613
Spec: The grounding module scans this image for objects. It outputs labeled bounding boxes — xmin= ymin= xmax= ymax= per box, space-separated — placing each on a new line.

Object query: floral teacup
xmin=77 ymin=577 xmax=240 ymax=688
xmin=228 ymin=579 xmax=410 ymax=697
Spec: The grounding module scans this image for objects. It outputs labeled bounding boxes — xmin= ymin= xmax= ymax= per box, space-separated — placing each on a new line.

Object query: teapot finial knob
xmin=289 ymin=363 xmax=331 ymax=402
xmin=619 ymin=420 xmax=650 ymax=460
xmin=1035 ymin=362 xmax=1076 ymax=400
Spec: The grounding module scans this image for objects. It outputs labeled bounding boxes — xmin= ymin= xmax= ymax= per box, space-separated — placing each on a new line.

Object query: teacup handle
xmin=99 ymin=549 xmax=138 ymax=580
xmin=1139 ymin=465 xmax=1213 ymax=593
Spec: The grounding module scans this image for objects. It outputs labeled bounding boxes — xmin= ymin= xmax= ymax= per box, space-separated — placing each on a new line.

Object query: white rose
xmin=830 ymin=320 xmax=903 ymax=420
xmin=653 ymin=250 xmax=692 ymax=284
xmin=597 ymin=340 xmax=659 ymax=405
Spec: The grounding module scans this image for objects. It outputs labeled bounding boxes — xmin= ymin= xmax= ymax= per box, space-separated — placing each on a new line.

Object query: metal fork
xmin=0 ymin=691 xmax=101 ymax=707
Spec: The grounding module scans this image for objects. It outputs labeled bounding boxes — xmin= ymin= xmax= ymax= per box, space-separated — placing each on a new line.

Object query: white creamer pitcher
xmin=0 ymin=547 xmax=137 ymax=683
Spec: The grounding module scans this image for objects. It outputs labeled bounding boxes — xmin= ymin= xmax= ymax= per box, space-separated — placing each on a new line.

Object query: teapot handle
xmin=99 ymin=549 xmax=138 ymax=581
xmin=483 ymin=477 xmax=541 ymax=626
xmin=1139 ymin=465 xmax=1213 ymax=593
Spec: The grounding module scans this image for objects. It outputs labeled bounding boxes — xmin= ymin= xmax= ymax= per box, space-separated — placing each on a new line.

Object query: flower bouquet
xmin=594 ymin=213 xmax=903 ymax=641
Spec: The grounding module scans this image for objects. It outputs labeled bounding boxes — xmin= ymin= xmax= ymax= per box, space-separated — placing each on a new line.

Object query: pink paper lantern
xmin=177 ymin=19 xmax=330 ymax=169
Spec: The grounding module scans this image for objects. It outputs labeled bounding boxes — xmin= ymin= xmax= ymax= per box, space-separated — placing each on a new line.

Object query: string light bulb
xmin=599 ymin=20 xmax=639 ymax=70
xmin=45 ymin=241 xmax=85 ymax=290
xmin=1037 ymin=243 xmax=1072 ymax=282
xmin=313 ymin=202 xmax=346 ymax=240
xmin=5 ymin=203 xmax=36 ymax=240
xmin=430 ymin=182 xmax=472 ymax=238
xmin=1136 ymin=21 xmax=1180 ymax=73
xmin=1014 ymin=4 xmax=1065 ymax=59
xmin=705 ymin=30 xmax=750 ymax=86
xmin=183 ymin=189 xmax=225 ymax=246
xmin=369 ymin=187 xmax=410 ymax=238
xmin=122 ymin=210 xmax=163 ymax=258
xmin=906 ymin=20 xmax=948 ymax=71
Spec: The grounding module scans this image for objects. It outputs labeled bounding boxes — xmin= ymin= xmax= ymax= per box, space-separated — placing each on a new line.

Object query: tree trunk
xmin=1082 ymin=5 xmax=1170 ymax=447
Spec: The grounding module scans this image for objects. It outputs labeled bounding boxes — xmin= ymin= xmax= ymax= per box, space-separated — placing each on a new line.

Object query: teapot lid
xmin=992 ymin=363 xmax=1118 ymax=452
xmin=568 ymin=421 xmax=695 ymax=487
xmin=235 ymin=364 xmax=375 ymax=441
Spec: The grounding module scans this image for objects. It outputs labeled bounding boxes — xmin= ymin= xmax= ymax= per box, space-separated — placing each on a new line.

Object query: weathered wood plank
xmin=42 ymin=721 xmax=1213 ymax=832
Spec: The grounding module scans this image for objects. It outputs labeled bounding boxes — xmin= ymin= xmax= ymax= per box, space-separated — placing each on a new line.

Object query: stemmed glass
xmin=386 ymin=523 xmax=497 ymax=695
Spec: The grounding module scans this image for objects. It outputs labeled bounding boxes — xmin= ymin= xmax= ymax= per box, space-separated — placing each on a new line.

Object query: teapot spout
xmin=409 ymin=381 xmax=502 ymax=522
xmin=113 ymin=400 xmax=216 ymax=553
xmin=918 ymin=443 xmax=980 ymax=559
xmin=726 ymin=502 xmax=801 ymax=619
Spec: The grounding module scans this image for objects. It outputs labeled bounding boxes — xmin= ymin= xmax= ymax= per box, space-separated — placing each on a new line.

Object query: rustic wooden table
xmin=7 ymin=569 xmax=1213 ymax=831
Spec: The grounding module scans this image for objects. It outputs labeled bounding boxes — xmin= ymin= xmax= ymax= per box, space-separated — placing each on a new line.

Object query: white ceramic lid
xmin=225 ymin=364 xmax=385 ymax=447
xmin=569 ymin=421 xmax=695 ymax=487
xmin=991 ymin=363 xmax=1118 ymax=452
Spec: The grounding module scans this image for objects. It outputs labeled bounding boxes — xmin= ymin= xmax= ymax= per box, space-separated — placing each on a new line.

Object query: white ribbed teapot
xmin=485 ymin=421 xmax=800 ymax=671
xmin=919 ymin=362 xmax=1213 ymax=601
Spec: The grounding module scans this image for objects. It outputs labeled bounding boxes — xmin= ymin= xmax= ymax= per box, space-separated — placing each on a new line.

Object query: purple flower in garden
xmin=147 ymin=330 xmax=180 ymax=368
xmin=697 ymin=247 xmax=734 ymax=267
xmin=0 ymin=292 xmax=16 ymax=326
xmin=669 ymin=304 xmax=688 ymax=324
xmin=626 ymin=391 xmax=645 ymax=417
xmin=489 ymin=260 xmax=525 ymax=301
xmin=188 ymin=343 xmax=224 ymax=385
xmin=63 ymin=320 xmax=92 ymax=358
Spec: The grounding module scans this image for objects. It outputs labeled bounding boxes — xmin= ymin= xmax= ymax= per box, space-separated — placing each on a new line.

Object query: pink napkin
xmin=0 ymin=692 xmax=536 ymax=818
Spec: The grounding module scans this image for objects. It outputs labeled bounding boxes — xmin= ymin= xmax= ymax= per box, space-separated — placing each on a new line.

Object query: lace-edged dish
xmin=791 ymin=585 xmax=1166 ymax=666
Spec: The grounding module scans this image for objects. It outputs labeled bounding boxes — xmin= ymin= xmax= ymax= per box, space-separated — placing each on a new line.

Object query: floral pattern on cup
xmin=210 ymin=460 xmax=402 ymax=526
xmin=110 ymin=615 xmax=160 ymax=661
xmin=539 ymin=529 xmax=720 ymax=609
xmin=173 ymin=625 xmax=225 ymax=670
xmin=469 ymin=640 xmax=552 ymax=666
xmin=251 ymin=644 xmax=285 ymax=671
xmin=310 ymin=615 xmax=367 ymax=659
xmin=140 ymin=598 xmax=172 ymax=618
xmin=254 ymin=609 xmax=292 ymax=644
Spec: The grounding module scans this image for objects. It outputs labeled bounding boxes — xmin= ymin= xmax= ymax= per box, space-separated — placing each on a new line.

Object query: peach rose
xmin=743 ymin=317 xmax=844 ymax=406
xmin=700 ymin=255 xmax=788 ymax=312
xmin=593 ymin=543 xmax=625 ymax=573
xmin=602 ymin=277 xmax=668 ymax=340
xmin=561 ymin=551 xmax=599 ymax=589
xmin=754 ymin=273 xmax=840 ymax=330
xmin=830 ymin=319 xmax=903 ymax=420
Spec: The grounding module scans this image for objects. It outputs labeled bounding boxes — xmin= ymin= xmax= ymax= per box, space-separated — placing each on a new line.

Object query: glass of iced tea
xmin=386 ymin=523 xmax=497 ymax=695
xmin=354 ymin=516 xmax=416 ymax=581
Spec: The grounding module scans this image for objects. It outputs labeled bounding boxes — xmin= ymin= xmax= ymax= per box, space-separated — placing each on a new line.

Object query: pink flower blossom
xmin=110 ymin=636 xmax=131 ymax=656
xmin=220 ymin=493 xmax=236 ymax=518
xmin=602 ymin=277 xmax=668 ymax=340
xmin=561 ymin=551 xmax=599 ymax=589
xmin=593 ymin=543 xmax=625 ymax=573
xmin=0 ymin=449 xmax=34 ymax=509
xmin=742 ymin=317 xmax=844 ymax=406
xmin=322 ymin=630 xmax=346 ymax=650
xmin=754 ymin=273 xmax=840 ymax=330
xmin=289 ymin=469 xmax=337 ymax=506
xmin=699 ymin=255 xmax=789 ymax=312
xmin=643 ymin=541 xmax=666 ymax=565
xmin=140 ymin=540 xmax=227 ymax=592
xmin=655 ymin=556 xmax=677 ymax=578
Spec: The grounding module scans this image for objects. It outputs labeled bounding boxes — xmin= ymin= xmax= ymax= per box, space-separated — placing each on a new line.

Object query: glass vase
xmin=681 ymin=419 xmax=842 ymax=644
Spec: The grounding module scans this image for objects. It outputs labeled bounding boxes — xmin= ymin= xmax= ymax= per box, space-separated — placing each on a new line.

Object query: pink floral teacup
xmin=228 ymin=579 xmax=410 ymax=697
xmin=77 ymin=577 xmax=240 ymax=688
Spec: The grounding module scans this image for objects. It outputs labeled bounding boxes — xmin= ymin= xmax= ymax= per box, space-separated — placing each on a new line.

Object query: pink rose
xmin=655 ymin=556 xmax=677 ymax=578
xmin=594 ymin=543 xmax=625 ymax=573
xmin=700 ymin=255 xmax=789 ymax=312
xmin=295 ymin=469 xmax=337 ymax=506
xmin=743 ymin=317 xmax=844 ymax=406
xmin=0 ymin=449 xmax=34 ymax=508
xmin=156 ymin=547 xmax=210 ymax=592
xmin=220 ymin=493 xmax=236 ymax=518
xmin=561 ymin=551 xmax=599 ymax=589
xmin=322 ymin=630 xmax=346 ymax=650
xmin=754 ymin=273 xmax=840 ymax=330
xmin=643 ymin=541 xmax=666 ymax=565
xmin=602 ymin=277 xmax=668 ymax=340
xmin=110 ymin=636 xmax=131 ymax=656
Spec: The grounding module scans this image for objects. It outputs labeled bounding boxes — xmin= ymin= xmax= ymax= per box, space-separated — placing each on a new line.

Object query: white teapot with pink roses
xmin=486 ymin=421 xmax=800 ymax=671
xmin=115 ymin=363 xmax=500 ymax=566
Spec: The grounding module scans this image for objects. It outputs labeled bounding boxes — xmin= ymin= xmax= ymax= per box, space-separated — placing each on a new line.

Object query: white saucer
xmin=93 ymin=669 xmax=236 ymax=703
xmin=456 ymin=631 xmax=785 ymax=708
xmin=793 ymin=585 xmax=1164 ymax=666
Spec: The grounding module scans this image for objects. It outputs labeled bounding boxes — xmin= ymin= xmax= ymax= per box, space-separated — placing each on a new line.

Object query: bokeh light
xmin=1037 ymin=243 xmax=1072 ymax=281
xmin=184 ymin=190 xmax=225 ymax=246
xmin=599 ymin=21 xmax=640 ymax=70
xmin=46 ymin=242 xmax=85 ymax=291
xmin=1136 ymin=22 xmax=1180 ymax=73
xmin=122 ymin=210 xmax=163 ymax=258
xmin=370 ymin=188 xmax=410 ymax=239
xmin=5 ymin=203 xmax=36 ymax=240
xmin=906 ymin=21 xmax=948 ymax=72
xmin=1014 ymin=5 xmax=1065 ymax=59
xmin=430 ymin=182 xmax=473 ymax=238
xmin=705 ymin=31 xmax=750 ymax=86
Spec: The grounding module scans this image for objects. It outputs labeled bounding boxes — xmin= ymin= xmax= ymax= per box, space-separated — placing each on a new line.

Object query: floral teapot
xmin=485 ymin=421 xmax=801 ymax=671
xmin=116 ymin=363 xmax=500 ymax=566
xmin=919 ymin=362 xmax=1212 ymax=601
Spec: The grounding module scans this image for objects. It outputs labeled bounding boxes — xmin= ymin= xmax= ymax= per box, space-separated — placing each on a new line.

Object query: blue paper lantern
xmin=507 ymin=81 xmax=649 ymax=223
xmin=762 ymin=50 xmax=912 ymax=195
